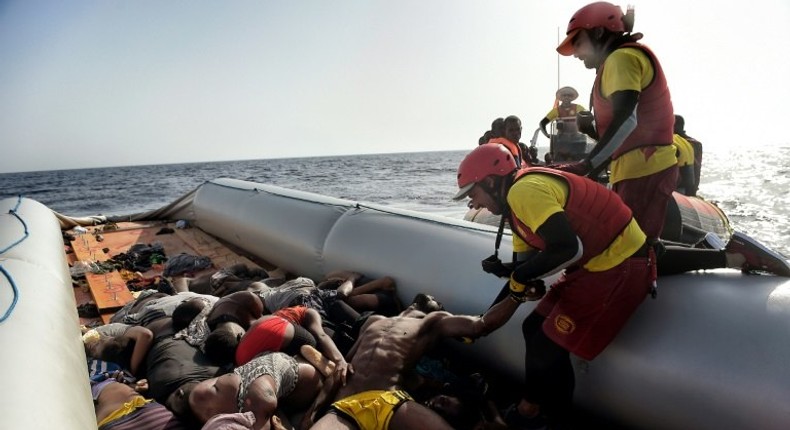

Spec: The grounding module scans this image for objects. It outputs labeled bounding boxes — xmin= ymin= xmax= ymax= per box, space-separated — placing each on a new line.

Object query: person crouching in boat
xmin=453 ymin=143 xmax=654 ymax=428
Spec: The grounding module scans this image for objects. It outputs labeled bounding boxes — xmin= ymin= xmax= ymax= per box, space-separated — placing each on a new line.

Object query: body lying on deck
xmin=1 ymin=178 xmax=789 ymax=429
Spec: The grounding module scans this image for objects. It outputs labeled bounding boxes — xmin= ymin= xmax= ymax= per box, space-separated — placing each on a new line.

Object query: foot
xmin=299 ymin=345 xmax=336 ymax=377
xmin=502 ymin=403 xmax=547 ymax=430
xmin=171 ymin=276 xmax=192 ymax=293
xmin=725 ymin=232 xmax=790 ymax=277
xmin=696 ymin=232 xmax=726 ymax=250
xmin=266 ymin=267 xmax=288 ymax=279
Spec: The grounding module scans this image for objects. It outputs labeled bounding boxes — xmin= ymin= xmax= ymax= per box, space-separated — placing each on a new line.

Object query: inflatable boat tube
xmin=3 ymin=178 xmax=788 ymax=430
xmin=0 ymin=197 xmax=96 ymax=430
xmin=465 ymin=191 xmax=732 ymax=247
xmin=190 ymin=178 xmax=790 ymax=429
xmin=662 ymin=191 xmax=731 ymax=244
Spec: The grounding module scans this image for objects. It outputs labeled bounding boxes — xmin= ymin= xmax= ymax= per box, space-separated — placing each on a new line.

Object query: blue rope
xmin=0 ymin=196 xmax=29 ymax=323
xmin=0 ymin=265 xmax=19 ymax=323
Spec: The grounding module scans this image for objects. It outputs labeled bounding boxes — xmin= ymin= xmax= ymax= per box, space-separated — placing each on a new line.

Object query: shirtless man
xmin=304 ymin=291 xmax=527 ymax=430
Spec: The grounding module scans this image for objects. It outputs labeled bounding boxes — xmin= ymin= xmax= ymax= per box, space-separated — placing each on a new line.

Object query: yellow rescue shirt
xmin=507 ymin=174 xmax=646 ymax=271
xmin=600 ymin=47 xmax=677 ymax=183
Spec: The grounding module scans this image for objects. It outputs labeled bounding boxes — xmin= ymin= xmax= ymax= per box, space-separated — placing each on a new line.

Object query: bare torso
xmin=336 ymin=312 xmax=442 ymax=398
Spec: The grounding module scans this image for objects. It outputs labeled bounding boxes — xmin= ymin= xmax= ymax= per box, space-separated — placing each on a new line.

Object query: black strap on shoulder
xmin=493 ymin=208 xmax=507 ymax=259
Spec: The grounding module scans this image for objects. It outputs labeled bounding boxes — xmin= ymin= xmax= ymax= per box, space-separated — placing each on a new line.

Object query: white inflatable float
xmin=2 ymin=177 xmax=789 ymax=429
xmin=0 ymin=197 xmax=96 ymax=429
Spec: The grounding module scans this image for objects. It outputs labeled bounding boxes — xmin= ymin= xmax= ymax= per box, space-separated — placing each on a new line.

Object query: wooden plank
xmin=173 ymin=227 xmax=263 ymax=270
xmin=70 ymin=233 xmax=111 ymax=262
xmin=71 ymin=221 xmax=270 ymax=324
xmin=85 ymin=271 xmax=133 ymax=312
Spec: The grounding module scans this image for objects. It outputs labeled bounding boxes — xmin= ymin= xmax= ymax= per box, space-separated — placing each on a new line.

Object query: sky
xmin=1 ymin=1 xmax=788 ymax=173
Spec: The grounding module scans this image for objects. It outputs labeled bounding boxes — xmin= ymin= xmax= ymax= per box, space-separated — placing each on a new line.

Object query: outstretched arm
xmin=435 ymin=296 xmax=522 ymax=340
xmin=303 ymin=309 xmax=351 ymax=384
xmin=124 ymin=326 xmax=153 ymax=376
xmin=344 ymin=276 xmax=395 ymax=297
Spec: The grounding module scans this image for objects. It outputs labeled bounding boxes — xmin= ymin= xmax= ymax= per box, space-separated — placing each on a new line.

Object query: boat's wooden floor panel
xmin=85 ymin=271 xmax=134 ymax=312
xmin=71 ymin=221 xmax=264 ymax=326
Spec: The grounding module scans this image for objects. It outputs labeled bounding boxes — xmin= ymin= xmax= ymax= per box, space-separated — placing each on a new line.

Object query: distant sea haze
xmin=1 ymin=146 xmax=788 ymax=257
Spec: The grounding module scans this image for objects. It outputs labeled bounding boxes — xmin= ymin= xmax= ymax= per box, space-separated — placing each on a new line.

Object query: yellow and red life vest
xmin=508 ymin=167 xmax=633 ymax=266
xmin=592 ymin=43 xmax=674 ymax=159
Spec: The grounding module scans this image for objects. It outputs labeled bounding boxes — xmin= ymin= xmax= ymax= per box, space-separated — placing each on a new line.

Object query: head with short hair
xmin=204 ymin=324 xmax=243 ymax=365
xmin=408 ymin=293 xmax=444 ymax=314
xmin=188 ymin=377 xmax=239 ymax=423
xmin=172 ymin=298 xmax=209 ymax=331
xmin=674 ymin=114 xmax=686 ymax=134
xmin=490 ymin=117 xmax=506 ymax=137
xmin=503 ymin=115 xmax=522 ymax=144
xmin=425 ymin=379 xmax=486 ymax=430
xmin=166 ymin=382 xmax=202 ymax=427
xmin=94 ymin=336 xmax=134 ymax=370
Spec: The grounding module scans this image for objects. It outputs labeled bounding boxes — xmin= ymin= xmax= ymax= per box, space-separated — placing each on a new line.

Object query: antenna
xmin=556 ymin=26 xmax=561 ymax=90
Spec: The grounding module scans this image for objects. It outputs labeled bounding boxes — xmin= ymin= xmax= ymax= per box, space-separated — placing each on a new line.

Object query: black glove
xmin=576 ymin=111 xmax=597 ymax=139
xmin=549 ymin=159 xmax=591 ymax=176
xmin=481 ymin=255 xmax=514 ymax=278
xmin=509 ymin=276 xmax=546 ymax=302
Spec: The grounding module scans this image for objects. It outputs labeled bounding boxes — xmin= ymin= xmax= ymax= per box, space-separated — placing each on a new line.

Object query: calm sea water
xmin=1 ymin=146 xmax=788 ymax=257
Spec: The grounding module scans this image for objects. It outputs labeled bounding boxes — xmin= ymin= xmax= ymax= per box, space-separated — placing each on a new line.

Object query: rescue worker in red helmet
xmin=553 ymin=2 xmax=678 ymax=244
xmin=454 ymin=143 xmax=654 ymax=427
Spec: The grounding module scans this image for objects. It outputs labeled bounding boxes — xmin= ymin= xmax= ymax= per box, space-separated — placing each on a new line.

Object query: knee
xmin=521 ymin=312 xmax=544 ymax=337
xmin=379 ymin=276 xmax=396 ymax=289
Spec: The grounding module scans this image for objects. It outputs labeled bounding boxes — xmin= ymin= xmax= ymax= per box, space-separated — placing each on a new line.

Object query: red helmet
xmin=557 ymin=2 xmax=626 ymax=56
xmin=453 ymin=143 xmax=517 ymax=200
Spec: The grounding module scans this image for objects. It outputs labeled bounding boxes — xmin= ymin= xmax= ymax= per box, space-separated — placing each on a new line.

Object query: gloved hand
xmin=481 ymin=255 xmax=514 ymax=278
xmin=550 ymin=159 xmax=591 ymax=176
xmin=509 ymin=276 xmax=546 ymax=302
xmin=576 ymin=111 xmax=597 ymax=138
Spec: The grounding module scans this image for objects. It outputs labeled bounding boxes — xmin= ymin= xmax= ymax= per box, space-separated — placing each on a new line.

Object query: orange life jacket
xmin=557 ymin=103 xmax=582 ymax=134
xmin=487 ymin=137 xmax=529 ymax=167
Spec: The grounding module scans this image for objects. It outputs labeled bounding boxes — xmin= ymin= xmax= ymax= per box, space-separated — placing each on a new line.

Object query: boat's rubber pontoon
xmin=2 ymin=178 xmax=789 ymax=429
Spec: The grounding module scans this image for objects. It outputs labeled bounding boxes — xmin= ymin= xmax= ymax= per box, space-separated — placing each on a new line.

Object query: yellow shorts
xmin=331 ymin=390 xmax=413 ymax=430
xmin=97 ymin=395 xmax=150 ymax=427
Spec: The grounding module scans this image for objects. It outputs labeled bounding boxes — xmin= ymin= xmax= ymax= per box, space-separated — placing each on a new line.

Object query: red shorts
xmin=612 ymin=166 xmax=678 ymax=240
xmin=535 ymin=255 xmax=653 ymax=360
xmin=235 ymin=316 xmax=289 ymax=365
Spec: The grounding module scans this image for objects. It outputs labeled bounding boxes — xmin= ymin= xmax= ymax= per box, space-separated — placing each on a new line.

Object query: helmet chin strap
xmin=482 ymin=174 xmax=514 ymax=258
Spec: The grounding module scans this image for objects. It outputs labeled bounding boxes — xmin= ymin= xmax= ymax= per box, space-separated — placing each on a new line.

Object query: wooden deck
xmin=70 ymin=221 xmax=266 ymax=326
